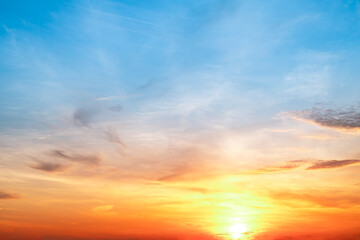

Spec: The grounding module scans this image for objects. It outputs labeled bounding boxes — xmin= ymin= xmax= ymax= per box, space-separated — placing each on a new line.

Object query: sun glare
xmin=228 ymin=223 xmax=247 ymax=239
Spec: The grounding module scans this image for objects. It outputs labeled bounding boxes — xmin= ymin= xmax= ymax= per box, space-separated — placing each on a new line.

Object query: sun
xmin=228 ymin=223 xmax=247 ymax=239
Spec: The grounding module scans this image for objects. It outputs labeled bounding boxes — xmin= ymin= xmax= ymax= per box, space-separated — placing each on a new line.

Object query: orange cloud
xmin=268 ymin=190 xmax=360 ymax=208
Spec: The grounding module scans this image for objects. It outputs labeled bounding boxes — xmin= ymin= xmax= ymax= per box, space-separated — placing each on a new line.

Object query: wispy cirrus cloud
xmin=104 ymin=127 xmax=125 ymax=147
xmin=155 ymin=146 xmax=221 ymax=182
xmin=52 ymin=150 xmax=101 ymax=166
xmin=289 ymin=104 xmax=360 ymax=131
xmin=255 ymin=160 xmax=307 ymax=173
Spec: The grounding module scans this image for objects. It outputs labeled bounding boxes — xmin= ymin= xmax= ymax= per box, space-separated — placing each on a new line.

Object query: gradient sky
xmin=1 ymin=1 xmax=360 ymax=240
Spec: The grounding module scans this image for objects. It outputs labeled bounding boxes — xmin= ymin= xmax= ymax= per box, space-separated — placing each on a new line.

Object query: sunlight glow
xmin=228 ymin=223 xmax=247 ymax=239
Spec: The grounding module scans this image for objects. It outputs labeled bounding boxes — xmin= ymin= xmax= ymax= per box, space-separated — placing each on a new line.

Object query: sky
xmin=1 ymin=0 xmax=360 ymax=239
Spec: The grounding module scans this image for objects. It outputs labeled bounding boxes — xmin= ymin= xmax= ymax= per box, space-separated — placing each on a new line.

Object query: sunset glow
xmin=1 ymin=1 xmax=360 ymax=240
xmin=228 ymin=223 xmax=247 ymax=239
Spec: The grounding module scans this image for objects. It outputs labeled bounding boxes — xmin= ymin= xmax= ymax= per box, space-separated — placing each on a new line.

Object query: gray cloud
xmin=73 ymin=105 xmax=99 ymax=127
xmin=52 ymin=150 xmax=101 ymax=165
xmin=30 ymin=161 xmax=67 ymax=172
xmin=108 ymin=105 xmax=122 ymax=112
xmin=137 ymin=78 xmax=156 ymax=91
xmin=307 ymin=159 xmax=360 ymax=170
xmin=291 ymin=104 xmax=360 ymax=130
xmin=255 ymin=159 xmax=360 ymax=173
xmin=0 ymin=191 xmax=19 ymax=200
xmin=104 ymin=127 xmax=125 ymax=147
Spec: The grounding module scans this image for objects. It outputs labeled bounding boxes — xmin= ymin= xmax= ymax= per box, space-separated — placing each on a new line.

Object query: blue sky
xmin=1 ymin=0 xmax=359 ymax=167
xmin=1 ymin=0 xmax=360 ymax=168
xmin=1 ymin=1 xmax=360 ymax=131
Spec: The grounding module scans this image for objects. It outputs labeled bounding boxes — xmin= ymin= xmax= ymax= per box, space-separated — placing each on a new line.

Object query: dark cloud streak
xmin=105 ymin=127 xmax=125 ymax=147
xmin=255 ymin=159 xmax=360 ymax=173
xmin=291 ymin=104 xmax=360 ymax=130
xmin=0 ymin=191 xmax=19 ymax=200
xmin=30 ymin=161 xmax=67 ymax=172
xmin=73 ymin=105 xmax=99 ymax=127
xmin=53 ymin=150 xmax=101 ymax=165
xmin=307 ymin=159 xmax=360 ymax=170
xmin=108 ymin=105 xmax=122 ymax=112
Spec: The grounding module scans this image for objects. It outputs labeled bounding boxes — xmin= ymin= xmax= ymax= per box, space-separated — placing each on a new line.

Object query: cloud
xmin=92 ymin=205 xmax=114 ymax=212
xmin=0 ymin=191 xmax=19 ymax=200
xmin=91 ymin=204 xmax=118 ymax=217
xmin=252 ymin=231 xmax=360 ymax=240
xmin=157 ymin=169 xmax=188 ymax=182
xmin=255 ymin=160 xmax=307 ymax=173
xmin=104 ymin=127 xmax=125 ymax=147
xmin=254 ymin=159 xmax=360 ymax=173
xmin=73 ymin=105 xmax=99 ymax=127
xmin=290 ymin=104 xmax=360 ymax=130
xmin=153 ymin=146 xmax=222 ymax=182
xmin=136 ymin=78 xmax=156 ymax=91
xmin=307 ymin=159 xmax=360 ymax=170
xmin=108 ymin=105 xmax=122 ymax=112
xmin=30 ymin=161 xmax=68 ymax=172
xmin=180 ymin=187 xmax=212 ymax=194
xmin=94 ymin=96 xmax=120 ymax=101
xmin=157 ymin=162 xmax=218 ymax=182
xmin=268 ymin=190 xmax=360 ymax=208
xmin=52 ymin=150 xmax=101 ymax=166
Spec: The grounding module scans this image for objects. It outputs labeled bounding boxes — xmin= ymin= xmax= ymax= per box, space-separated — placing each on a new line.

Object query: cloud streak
xmin=255 ymin=160 xmax=307 ymax=173
xmin=290 ymin=104 xmax=360 ymax=130
xmin=0 ymin=191 xmax=19 ymax=200
xmin=104 ymin=127 xmax=125 ymax=147
xmin=268 ymin=189 xmax=360 ymax=208
xmin=255 ymin=159 xmax=360 ymax=173
xmin=307 ymin=159 xmax=360 ymax=170
xmin=52 ymin=150 xmax=101 ymax=166
xmin=73 ymin=105 xmax=99 ymax=127
xmin=30 ymin=161 xmax=68 ymax=172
